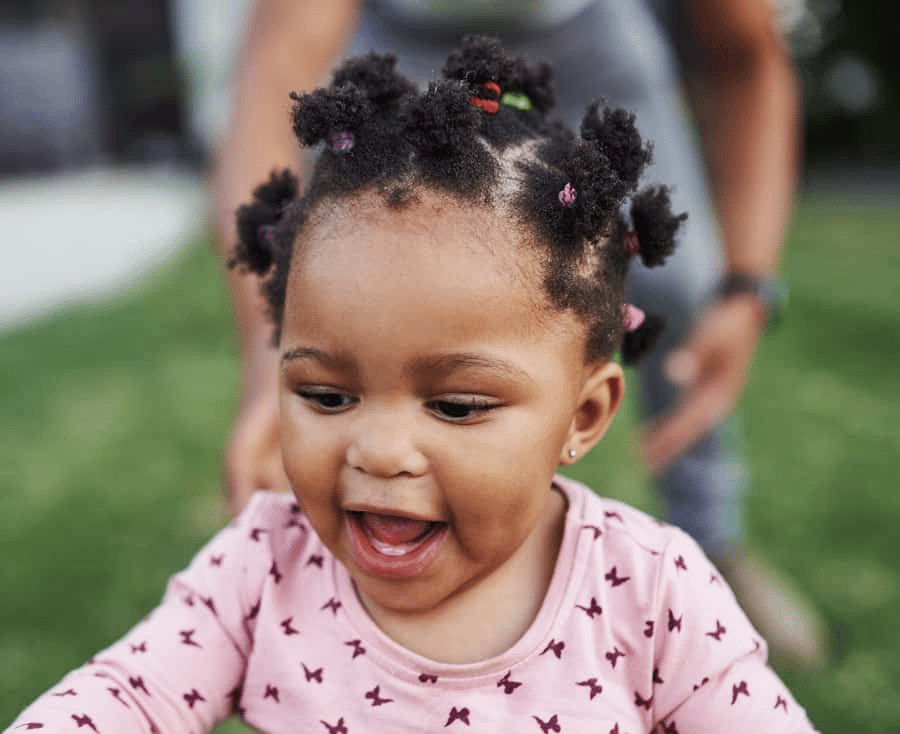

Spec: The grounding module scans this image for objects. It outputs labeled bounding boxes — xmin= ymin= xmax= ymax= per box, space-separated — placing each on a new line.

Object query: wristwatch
xmin=717 ymin=273 xmax=789 ymax=327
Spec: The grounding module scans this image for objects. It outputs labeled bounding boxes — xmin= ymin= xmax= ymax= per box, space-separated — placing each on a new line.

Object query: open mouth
xmin=346 ymin=511 xmax=447 ymax=579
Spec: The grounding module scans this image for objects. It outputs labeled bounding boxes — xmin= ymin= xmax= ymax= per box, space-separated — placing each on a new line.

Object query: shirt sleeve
xmin=3 ymin=494 xmax=275 ymax=734
xmin=649 ymin=529 xmax=819 ymax=733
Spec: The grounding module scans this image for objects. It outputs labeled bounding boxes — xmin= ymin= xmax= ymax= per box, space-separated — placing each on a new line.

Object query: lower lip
xmin=345 ymin=513 xmax=447 ymax=579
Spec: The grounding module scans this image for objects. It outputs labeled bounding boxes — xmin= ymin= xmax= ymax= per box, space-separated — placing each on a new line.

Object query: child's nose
xmin=345 ymin=410 xmax=427 ymax=479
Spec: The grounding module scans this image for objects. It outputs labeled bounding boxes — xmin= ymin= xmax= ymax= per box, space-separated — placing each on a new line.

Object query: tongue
xmin=362 ymin=513 xmax=433 ymax=545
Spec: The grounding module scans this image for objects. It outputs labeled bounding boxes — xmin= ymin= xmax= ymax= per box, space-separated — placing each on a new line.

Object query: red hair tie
xmin=469 ymin=81 xmax=501 ymax=115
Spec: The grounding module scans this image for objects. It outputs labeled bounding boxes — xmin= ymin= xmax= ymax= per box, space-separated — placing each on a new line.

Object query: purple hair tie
xmin=259 ymin=224 xmax=276 ymax=244
xmin=558 ymin=183 xmax=577 ymax=207
xmin=330 ymin=131 xmax=355 ymax=153
xmin=624 ymin=304 xmax=646 ymax=332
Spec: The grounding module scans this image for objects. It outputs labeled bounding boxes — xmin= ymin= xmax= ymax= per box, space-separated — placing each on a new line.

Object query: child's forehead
xmin=301 ymin=188 xmax=538 ymax=270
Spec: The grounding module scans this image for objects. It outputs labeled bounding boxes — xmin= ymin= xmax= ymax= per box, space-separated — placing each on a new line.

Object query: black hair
xmin=231 ymin=36 xmax=686 ymax=365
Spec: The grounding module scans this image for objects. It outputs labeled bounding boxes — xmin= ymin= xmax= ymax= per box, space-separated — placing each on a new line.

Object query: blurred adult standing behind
xmin=213 ymin=0 xmax=825 ymax=668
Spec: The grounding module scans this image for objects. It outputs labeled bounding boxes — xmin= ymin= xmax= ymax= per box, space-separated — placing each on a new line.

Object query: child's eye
xmin=428 ymin=396 xmax=498 ymax=422
xmin=297 ymin=388 xmax=357 ymax=413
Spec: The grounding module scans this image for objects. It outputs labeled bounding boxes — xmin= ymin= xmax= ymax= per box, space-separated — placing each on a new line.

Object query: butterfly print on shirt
xmin=604 ymin=566 xmax=630 ymax=587
xmin=576 ymin=678 xmax=602 ymax=699
xmin=16 ymin=724 xmax=44 ymax=730
xmin=706 ymin=620 xmax=726 ymax=641
xmin=419 ymin=673 xmax=438 ymax=684
xmin=249 ymin=527 xmax=268 ymax=542
xmin=365 ymin=685 xmax=393 ymax=706
xmin=209 ymin=554 xmax=224 ymax=566
xmin=692 ymin=676 xmax=710 ymax=692
xmin=604 ymin=510 xmax=623 ymax=522
xmin=286 ymin=516 xmax=306 ymax=530
xmin=674 ymin=555 xmax=687 ymax=572
xmin=129 ymin=676 xmax=149 ymax=695
xmin=497 ymin=671 xmax=522 ymax=694
xmin=541 ymin=639 xmax=565 ymax=658
xmin=445 ymin=707 xmax=470 ymax=726
xmin=731 ymin=681 xmax=749 ymax=704
xmin=660 ymin=720 xmax=679 ymax=734
xmin=643 ymin=621 xmax=654 ymax=638
xmin=281 ymin=617 xmax=300 ymax=635
xmin=307 ymin=554 xmax=324 ymax=567
xmin=576 ymin=597 xmax=602 ymax=619
xmin=183 ymin=688 xmax=206 ymax=709
xmin=605 ymin=646 xmax=625 ymax=668
xmin=321 ymin=717 xmax=348 ymax=734
xmin=264 ymin=684 xmax=280 ymax=703
xmin=634 ymin=691 xmax=653 ymax=709
xmin=582 ymin=524 xmax=603 ymax=540
xmin=345 ymin=639 xmax=366 ymax=658
xmin=107 ymin=687 xmax=130 ymax=708
xmin=775 ymin=695 xmax=789 ymax=712
xmin=667 ymin=609 xmax=682 ymax=632
xmin=179 ymin=629 xmax=201 ymax=647
xmin=200 ymin=596 xmax=217 ymax=615
xmin=245 ymin=599 xmax=261 ymax=621
xmin=709 ymin=572 xmax=721 ymax=584
xmin=533 ymin=714 xmax=561 ymax=732
xmin=71 ymin=714 xmax=98 ymax=732
xmin=653 ymin=667 xmax=664 ymax=685
xmin=321 ymin=597 xmax=342 ymax=615
xmin=52 ymin=689 xmax=76 ymax=697
xmin=269 ymin=561 xmax=283 ymax=583
xmin=303 ymin=663 xmax=323 ymax=683
xmin=130 ymin=642 xmax=147 ymax=654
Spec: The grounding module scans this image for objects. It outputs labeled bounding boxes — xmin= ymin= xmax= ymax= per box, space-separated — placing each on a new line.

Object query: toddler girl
xmin=5 ymin=37 xmax=816 ymax=733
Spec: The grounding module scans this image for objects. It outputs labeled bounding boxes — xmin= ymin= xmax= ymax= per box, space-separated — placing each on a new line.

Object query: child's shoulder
xmin=557 ymin=474 xmax=683 ymax=554
xmin=556 ymin=474 xmax=714 ymax=597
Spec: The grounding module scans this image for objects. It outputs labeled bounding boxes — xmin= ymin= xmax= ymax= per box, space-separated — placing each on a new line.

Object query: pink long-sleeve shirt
xmin=5 ymin=476 xmax=817 ymax=733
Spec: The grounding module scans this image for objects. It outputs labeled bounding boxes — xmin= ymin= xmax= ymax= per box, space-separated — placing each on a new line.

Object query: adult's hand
xmin=640 ymin=294 xmax=765 ymax=474
xmin=224 ymin=346 xmax=291 ymax=516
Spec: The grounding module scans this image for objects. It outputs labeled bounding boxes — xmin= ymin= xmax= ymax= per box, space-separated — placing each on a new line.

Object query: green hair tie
xmin=500 ymin=91 xmax=532 ymax=111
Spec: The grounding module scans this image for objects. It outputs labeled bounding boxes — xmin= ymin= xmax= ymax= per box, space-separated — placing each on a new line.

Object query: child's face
xmin=278 ymin=191 xmax=618 ymax=617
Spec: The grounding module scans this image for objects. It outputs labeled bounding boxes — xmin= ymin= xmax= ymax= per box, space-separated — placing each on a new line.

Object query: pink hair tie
xmin=623 ymin=230 xmax=639 ymax=256
xmin=558 ymin=182 xmax=577 ymax=207
xmin=624 ymin=303 xmax=646 ymax=332
xmin=330 ymin=131 xmax=355 ymax=152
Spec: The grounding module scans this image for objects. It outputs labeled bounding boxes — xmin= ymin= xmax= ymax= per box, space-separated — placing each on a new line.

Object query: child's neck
xmin=357 ymin=488 xmax=567 ymax=665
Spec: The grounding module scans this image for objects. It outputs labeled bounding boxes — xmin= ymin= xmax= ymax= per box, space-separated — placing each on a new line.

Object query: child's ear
xmin=560 ymin=360 xmax=625 ymax=464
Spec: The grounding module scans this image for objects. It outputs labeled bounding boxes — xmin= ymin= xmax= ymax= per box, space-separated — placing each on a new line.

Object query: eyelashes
xmin=295 ymin=388 xmax=499 ymax=422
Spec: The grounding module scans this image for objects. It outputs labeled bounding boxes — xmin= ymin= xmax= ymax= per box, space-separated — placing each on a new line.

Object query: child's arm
xmin=3 ymin=497 xmax=273 ymax=733
xmin=649 ymin=530 xmax=819 ymax=733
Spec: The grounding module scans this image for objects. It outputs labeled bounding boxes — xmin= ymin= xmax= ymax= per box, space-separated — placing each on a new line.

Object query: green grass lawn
xmin=1 ymin=193 xmax=898 ymax=732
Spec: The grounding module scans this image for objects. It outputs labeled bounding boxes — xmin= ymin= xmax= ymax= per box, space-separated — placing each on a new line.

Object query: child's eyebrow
xmin=408 ymin=353 xmax=533 ymax=383
xmin=281 ymin=346 xmax=355 ymax=374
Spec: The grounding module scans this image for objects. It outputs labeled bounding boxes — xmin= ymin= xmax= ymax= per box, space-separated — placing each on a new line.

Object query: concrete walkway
xmin=0 ymin=166 xmax=206 ymax=332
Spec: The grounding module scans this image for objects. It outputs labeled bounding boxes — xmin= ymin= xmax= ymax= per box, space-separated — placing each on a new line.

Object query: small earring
xmin=568 ymin=449 xmax=577 ymax=459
